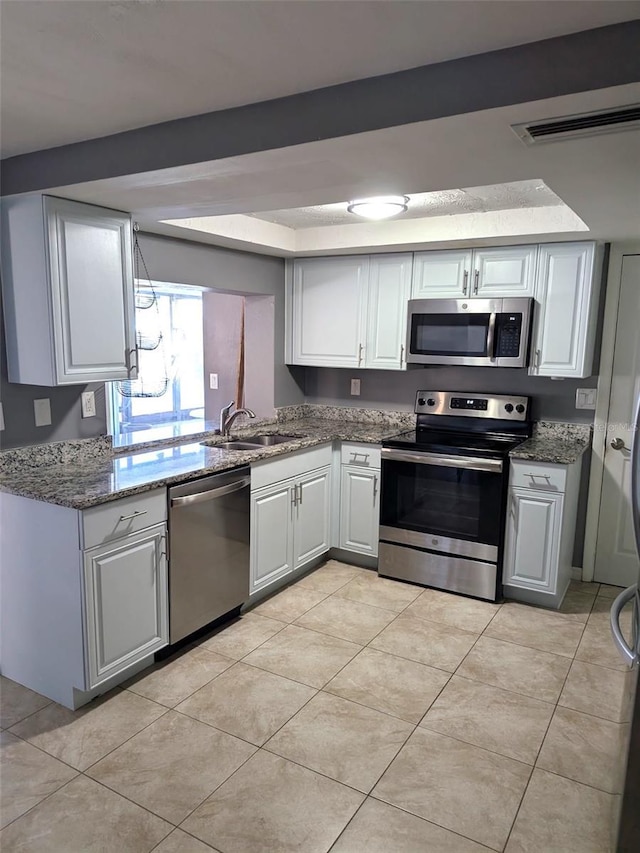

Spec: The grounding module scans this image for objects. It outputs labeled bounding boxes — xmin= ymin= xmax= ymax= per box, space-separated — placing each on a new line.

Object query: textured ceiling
xmin=2 ymin=0 xmax=640 ymax=157
xmin=248 ymin=181 xmax=564 ymax=229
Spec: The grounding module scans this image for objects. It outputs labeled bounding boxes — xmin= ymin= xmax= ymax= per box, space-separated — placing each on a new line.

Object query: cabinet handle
xmin=400 ymin=344 xmax=404 ymax=366
xmin=291 ymin=486 xmax=297 ymax=518
xmin=119 ymin=509 xmax=148 ymax=522
xmin=473 ymin=270 xmax=479 ymax=295
xmin=462 ymin=270 xmax=469 ymax=296
xmin=527 ymin=472 xmax=552 ymax=484
xmin=373 ymin=475 xmax=378 ymax=504
xmin=358 ymin=343 xmax=363 ymax=366
xmin=125 ymin=347 xmax=138 ymax=377
xmin=351 ymin=452 xmax=370 ymax=462
xmin=534 ymin=348 xmax=541 ymax=368
xmin=297 ymin=483 xmax=303 ymax=505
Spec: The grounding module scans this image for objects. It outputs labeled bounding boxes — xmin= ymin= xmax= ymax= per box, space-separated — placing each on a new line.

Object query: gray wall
xmin=304 ymin=366 xmax=599 ymax=423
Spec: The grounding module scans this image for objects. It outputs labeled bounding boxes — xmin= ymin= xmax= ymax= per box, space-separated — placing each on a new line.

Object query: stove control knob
xmin=515 ymin=404 xmax=525 ymax=414
xmin=427 ymin=398 xmax=436 ymax=407
xmin=417 ymin=397 xmax=426 ymax=407
xmin=504 ymin=403 xmax=514 ymax=413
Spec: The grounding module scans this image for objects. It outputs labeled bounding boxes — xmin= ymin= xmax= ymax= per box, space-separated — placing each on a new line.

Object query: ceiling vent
xmin=512 ymin=104 xmax=640 ymax=145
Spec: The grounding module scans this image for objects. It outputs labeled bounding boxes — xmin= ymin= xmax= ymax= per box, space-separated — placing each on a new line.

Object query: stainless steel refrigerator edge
xmin=610 ymin=392 xmax=640 ymax=851
xmin=168 ymin=468 xmax=250 ymax=644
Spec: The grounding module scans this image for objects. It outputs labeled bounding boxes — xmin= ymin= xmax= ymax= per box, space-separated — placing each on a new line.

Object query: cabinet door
xmin=83 ymin=524 xmax=168 ymax=688
xmin=365 ymin=254 xmax=412 ymax=370
xmin=530 ymin=243 xmax=597 ymax=378
xmin=293 ymin=467 xmax=332 ymax=569
xmin=503 ymin=488 xmax=563 ymax=593
xmin=46 ymin=197 xmax=136 ymax=384
xmin=411 ymin=250 xmax=472 ymax=298
xmin=290 ymin=257 xmax=368 ymax=367
xmin=339 ymin=466 xmax=380 ymax=556
xmin=250 ymin=481 xmax=294 ymax=593
xmin=472 ymin=246 xmax=537 ymax=297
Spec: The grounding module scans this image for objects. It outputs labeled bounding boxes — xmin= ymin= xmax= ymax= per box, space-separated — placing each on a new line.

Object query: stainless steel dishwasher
xmin=168 ymin=467 xmax=250 ymax=644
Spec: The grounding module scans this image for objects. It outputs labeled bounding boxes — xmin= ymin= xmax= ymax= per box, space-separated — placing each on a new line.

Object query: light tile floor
xmin=0 ymin=563 xmax=629 ymax=852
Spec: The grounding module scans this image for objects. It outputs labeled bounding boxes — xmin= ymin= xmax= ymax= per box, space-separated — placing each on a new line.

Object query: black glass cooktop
xmin=383 ymin=428 xmax=527 ymax=459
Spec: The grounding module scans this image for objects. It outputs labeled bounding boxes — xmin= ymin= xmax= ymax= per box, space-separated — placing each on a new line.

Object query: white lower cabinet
xmin=340 ymin=466 xmax=380 ymax=556
xmin=250 ymin=481 xmax=294 ymax=592
xmin=250 ymin=447 xmax=333 ymax=596
xmin=83 ymin=523 xmax=168 ymax=689
xmin=503 ymin=458 xmax=581 ymax=608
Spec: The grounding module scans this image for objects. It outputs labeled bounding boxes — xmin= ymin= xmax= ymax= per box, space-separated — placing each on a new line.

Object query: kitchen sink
xmin=207 ymin=441 xmax=263 ymax=451
xmin=243 ymin=434 xmax=300 ymax=446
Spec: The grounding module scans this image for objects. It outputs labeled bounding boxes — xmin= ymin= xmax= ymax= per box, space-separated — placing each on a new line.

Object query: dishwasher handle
xmin=170 ymin=476 xmax=251 ymax=507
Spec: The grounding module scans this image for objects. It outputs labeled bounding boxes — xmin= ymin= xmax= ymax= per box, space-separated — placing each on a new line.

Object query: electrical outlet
xmin=575 ymin=388 xmax=597 ymax=410
xmin=34 ymin=398 xmax=51 ymax=427
xmin=209 ymin=373 xmax=219 ymax=390
xmin=350 ymin=378 xmax=361 ymax=396
xmin=0 ymin=401 xmax=4 ymax=431
xmin=81 ymin=391 xmax=96 ymax=418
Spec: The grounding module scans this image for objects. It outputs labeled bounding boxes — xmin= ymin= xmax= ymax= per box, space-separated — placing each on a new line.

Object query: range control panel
xmin=415 ymin=391 xmax=529 ymax=421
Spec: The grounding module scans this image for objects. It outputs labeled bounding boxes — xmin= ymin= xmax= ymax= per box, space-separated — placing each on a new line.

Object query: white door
xmin=83 ymin=524 xmax=168 ymax=688
xmin=339 ymin=466 xmax=380 ymax=556
xmin=594 ymin=253 xmax=640 ymax=587
xmin=411 ymin=250 xmax=472 ymax=299
xmin=529 ymin=243 xmax=597 ymax=378
xmin=46 ymin=197 xmax=136 ymax=384
xmin=293 ymin=467 xmax=331 ymax=569
xmin=250 ymin=482 xmax=294 ymax=593
xmin=365 ymin=254 xmax=412 ymax=370
xmin=504 ymin=488 xmax=563 ymax=593
xmin=472 ymin=246 xmax=537 ymax=297
xmin=291 ymin=256 xmax=368 ymax=367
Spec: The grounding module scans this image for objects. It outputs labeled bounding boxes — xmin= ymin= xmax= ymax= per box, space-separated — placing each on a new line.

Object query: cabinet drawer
xmin=251 ymin=443 xmax=332 ymax=491
xmin=81 ymin=489 xmax=167 ymax=549
xmin=340 ymin=443 xmax=381 ymax=469
xmin=510 ymin=460 xmax=567 ymax=493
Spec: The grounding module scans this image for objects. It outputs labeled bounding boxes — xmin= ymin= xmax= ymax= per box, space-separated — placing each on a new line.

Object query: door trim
xmin=583 ymin=242 xmax=640 ymax=581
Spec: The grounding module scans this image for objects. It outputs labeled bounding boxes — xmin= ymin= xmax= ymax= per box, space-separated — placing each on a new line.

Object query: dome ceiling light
xmin=347 ymin=195 xmax=409 ymax=220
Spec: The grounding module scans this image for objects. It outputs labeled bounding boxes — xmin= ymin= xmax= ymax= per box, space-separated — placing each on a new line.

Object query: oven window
xmin=411 ymin=313 xmax=489 ymax=356
xmin=380 ymin=458 xmax=503 ymax=546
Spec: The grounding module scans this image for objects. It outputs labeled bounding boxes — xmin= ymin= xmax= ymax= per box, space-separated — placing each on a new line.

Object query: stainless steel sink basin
xmin=205 ymin=441 xmax=263 ymax=451
xmin=244 ymin=434 xmax=300 ymax=446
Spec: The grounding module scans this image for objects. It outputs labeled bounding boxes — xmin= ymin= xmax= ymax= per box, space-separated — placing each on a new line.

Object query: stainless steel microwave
xmin=406 ymin=297 xmax=533 ymax=368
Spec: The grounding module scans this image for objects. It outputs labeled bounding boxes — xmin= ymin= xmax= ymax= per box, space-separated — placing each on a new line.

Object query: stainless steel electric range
xmin=378 ymin=391 xmax=531 ymax=602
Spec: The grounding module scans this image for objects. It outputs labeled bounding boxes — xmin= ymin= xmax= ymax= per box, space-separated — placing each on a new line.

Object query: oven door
xmin=379 ymin=448 xmax=504 ymax=562
xmin=406 ymin=298 xmax=497 ymax=366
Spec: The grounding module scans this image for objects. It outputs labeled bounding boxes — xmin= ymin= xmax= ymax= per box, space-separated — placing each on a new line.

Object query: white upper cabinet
xmin=530 ymin=242 xmax=599 ymax=378
xmin=411 ymin=251 xmax=472 ymax=298
xmin=290 ymin=256 xmax=368 ymax=368
xmin=411 ymin=246 xmax=536 ymax=299
xmin=288 ymin=254 xmax=410 ymax=370
xmin=473 ymin=246 xmax=537 ymax=297
xmin=365 ymin=254 xmax=412 ymax=370
xmin=1 ymin=194 xmax=136 ymax=386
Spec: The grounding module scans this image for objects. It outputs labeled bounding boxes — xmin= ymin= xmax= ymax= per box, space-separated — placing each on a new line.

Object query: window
xmin=108 ymin=282 xmax=205 ymax=446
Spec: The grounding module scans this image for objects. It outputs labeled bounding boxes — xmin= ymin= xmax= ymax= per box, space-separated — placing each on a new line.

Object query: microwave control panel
xmin=494 ymin=313 xmax=523 ymax=358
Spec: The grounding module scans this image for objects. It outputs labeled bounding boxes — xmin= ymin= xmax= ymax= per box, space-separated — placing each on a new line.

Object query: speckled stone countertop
xmin=0 ymin=417 xmax=406 ymax=510
xmin=509 ymin=421 xmax=591 ymax=465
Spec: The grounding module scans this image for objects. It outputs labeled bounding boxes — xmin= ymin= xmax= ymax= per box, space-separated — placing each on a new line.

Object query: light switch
xmin=350 ymin=379 xmax=361 ymax=396
xmin=575 ymin=388 xmax=597 ymax=410
xmin=81 ymin=391 xmax=96 ymax=418
xmin=209 ymin=373 xmax=219 ymax=390
xmin=34 ymin=398 xmax=52 ymax=427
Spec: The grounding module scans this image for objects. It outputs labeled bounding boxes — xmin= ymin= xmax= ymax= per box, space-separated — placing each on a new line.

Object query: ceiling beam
xmin=2 ymin=20 xmax=639 ymax=197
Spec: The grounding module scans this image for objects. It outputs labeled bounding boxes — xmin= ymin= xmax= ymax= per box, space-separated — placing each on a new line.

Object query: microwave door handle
xmin=486 ymin=312 xmax=497 ymax=361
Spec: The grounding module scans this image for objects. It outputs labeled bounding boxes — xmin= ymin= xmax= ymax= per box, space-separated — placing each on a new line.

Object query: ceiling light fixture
xmin=347 ymin=195 xmax=409 ymax=220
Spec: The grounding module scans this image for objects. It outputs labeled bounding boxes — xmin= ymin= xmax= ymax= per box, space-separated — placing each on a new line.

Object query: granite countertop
xmin=0 ymin=417 xmax=405 ymax=510
xmin=509 ymin=422 xmax=591 ymax=465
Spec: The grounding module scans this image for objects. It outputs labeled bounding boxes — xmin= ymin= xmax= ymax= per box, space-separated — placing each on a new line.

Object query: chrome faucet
xmin=219 ymin=400 xmax=256 ymax=436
